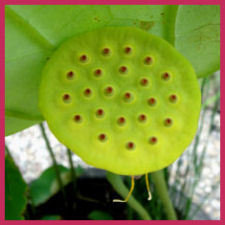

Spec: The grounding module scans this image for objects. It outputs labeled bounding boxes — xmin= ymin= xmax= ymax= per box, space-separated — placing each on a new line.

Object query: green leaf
xmin=88 ymin=210 xmax=113 ymax=220
xmin=175 ymin=5 xmax=220 ymax=78
xmin=5 ymin=5 xmax=177 ymax=135
xmin=5 ymin=155 xmax=28 ymax=220
xmin=5 ymin=115 xmax=42 ymax=136
xmin=29 ymin=165 xmax=70 ymax=206
xmin=108 ymin=5 xmax=178 ymax=42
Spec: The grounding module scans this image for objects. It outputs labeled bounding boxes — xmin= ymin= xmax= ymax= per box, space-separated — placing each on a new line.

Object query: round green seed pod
xmin=39 ymin=27 xmax=201 ymax=176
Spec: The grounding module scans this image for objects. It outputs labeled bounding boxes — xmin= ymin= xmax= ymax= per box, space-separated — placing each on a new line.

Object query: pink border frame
xmin=0 ymin=0 xmax=223 ymax=223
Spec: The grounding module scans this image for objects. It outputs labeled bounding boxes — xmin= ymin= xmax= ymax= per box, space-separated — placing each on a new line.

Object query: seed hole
xmin=162 ymin=72 xmax=170 ymax=81
xmin=124 ymin=92 xmax=132 ymax=102
xmin=169 ymin=94 xmax=178 ymax=103
xmin=96 ymin=109 xmax=104 ymax=117
xmin=84 ymin=88 xmax=92 ymax=97
xmin=164 ymin=118 xmax=173 ymax=127
xmin=94 ymin=69 xmax=102 ymax=77
xmin=126 ymin=142 xmax=135 ymax=150
xmin=118 ymin=117 xmax=126 ymax=125
xmin=80 ymin=54 xmax=88 ymax=62
xmin=119 ymin=66 xmax=128 ymax=74
xmin=74 ymin=115 xmax=82 ymax=123
xmin=139 ymin=114 xmax=147 ymax=122
xmin=63 ymin=94 xmax=70 ymax=102
xmin=144 ymin=56 xmax=153 ymax=65
xmin=140 ymin=78 xmax=149 ymax=86
xmin=149 ymin=137 xmax=157 ymax=145
xmin=105 ymin=86 xmax=113 ymax=95
xmin=99 ymin=133 xmax=107 ymax=142
xmin=124 ymin=46 xmax=132 ymax=54
xmin=102 ymin=48 xmax=110 ymax=55
xmin=67 ymin=71 xmax=74 ymax=79
xmin=148 ymin=97 xmax=156 ymax=106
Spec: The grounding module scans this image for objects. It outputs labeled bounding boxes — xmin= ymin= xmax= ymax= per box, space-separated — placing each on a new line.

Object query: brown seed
xmin=80 ymin=54 xmax=87 ymax=62
xmin=148 ymin=97 xmax=156 ymax=106
xmin=118 ymin=117 xmax=126 ymax=125
xmin=139 ymin=114 xmax=146 ymax=122
xmin=164 ymin=118 xmax=173 ymax=126
xmin=95 ymin=69 xmax=102 ymax=77
xmin=63 ymin=94 xmax=70 ymax=101
xmin=124 ymin=92 xmax=131 ymax=99
xmin=169 ymin=94 xmax=177 ymax=102
xmin=84 ymin=88 xmax=92 ymax=96
xmin=99 ymin=134 xmax=106 ymax=141
xmin=124 ymin=47 xmax=132 ymax=54
xmin=74 ymin=115 xmax=81 ymax=122
xmin=67 ymin=71 xmax=74 ymax=79
xmin=119 ymin=66 xmax=127 ymax=73
xmin=149 ymin=137 xmax=157 ymax=144
xmin=140 ymin=78 xmax=148 ymax=86
xmin=127 ymin=142 xmax=135 ymax=149
xmin=96 ymin=109 xmax=104 ymax=116
xmin=102 ymin=48 xmax=110 ymax=55
xmin=144 ymin=56 xmax=152 ymax=65
xmin=105 ymin=86 xmax=113 ymax=94
xmin=162 ymin=72 xmax=170 ymax=80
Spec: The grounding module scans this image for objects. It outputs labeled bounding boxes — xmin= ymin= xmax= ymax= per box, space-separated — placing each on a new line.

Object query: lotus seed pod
xmin=39 ymin=27 xmax=201 ymax=176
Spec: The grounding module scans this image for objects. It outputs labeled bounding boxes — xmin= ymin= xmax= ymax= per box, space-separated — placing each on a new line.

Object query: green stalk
xmin=151 ymin=170 xmax=177 ymax=220
xmin=39 ymin=123 xmax=68 ymax=207
xmin=67 ymin=148 xmax=77 ymax=193
xmin=106 ymin=172 xmax=151 ymax=220
xmin=66 ymin=148 xmax=77 ymax=210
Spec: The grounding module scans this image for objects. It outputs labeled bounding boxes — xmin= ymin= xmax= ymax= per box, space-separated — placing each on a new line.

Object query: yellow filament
xmin=113 ymin=176 xmax=135 ymax=202
xmin=145 ymin=173 xmax=152 ymax=200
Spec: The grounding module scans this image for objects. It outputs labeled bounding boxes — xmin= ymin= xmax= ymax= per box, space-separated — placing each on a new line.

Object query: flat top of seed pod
xmin=39 ymin=27 xmax=201 ymax=176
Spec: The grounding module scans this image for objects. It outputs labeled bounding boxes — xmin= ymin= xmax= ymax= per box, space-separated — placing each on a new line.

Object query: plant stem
xmin=151 ymin=170 xmax=177 ymax=220
xmin=66 ymin=148 xmax=77 ymax=203
xmin=67 ymin=148 xmax=77 ymax=182
xmin=106 ymin=172 xmax=151 ymax=220
xmin=39 ymin=123 xmax=68 ymax=207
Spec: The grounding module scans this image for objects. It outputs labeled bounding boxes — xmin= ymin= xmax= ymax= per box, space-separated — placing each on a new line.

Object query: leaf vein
xmin=6 ymin=6 xmax=54 ymax=50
